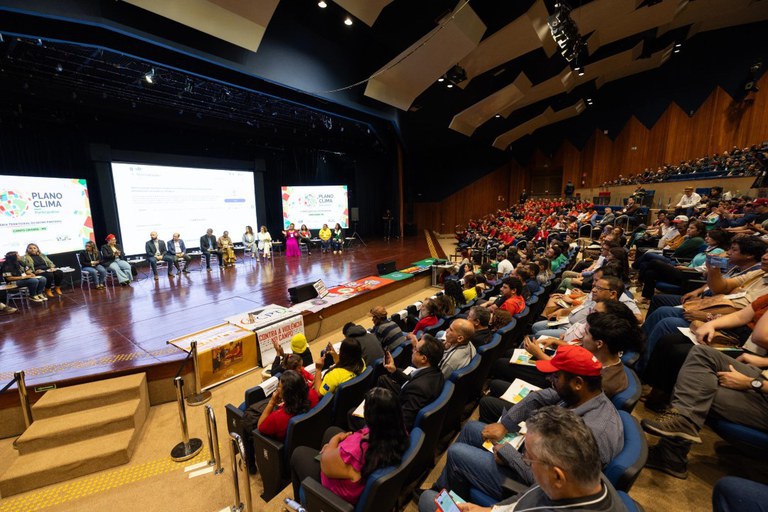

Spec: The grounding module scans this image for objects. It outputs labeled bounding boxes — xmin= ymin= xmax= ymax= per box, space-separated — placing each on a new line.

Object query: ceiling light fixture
xmin=344 ymin=16 xmax=353 ymax=26
xmin=437 ymin=77 xmax=445 ymax=82
xmin=675 ymin=43 xmax=682 ymax=48
xmin=495 ymin=114 xmax=501 ymax=118
xmin=578 ymin=68 xmax=585 ymax=76
xmin=447 ymin=84 xmax=454 ymax=88
xmin=318 ymin=1 xmax=327 ymax=7
xmin=144 ymin=68 xmax=155 ymax=84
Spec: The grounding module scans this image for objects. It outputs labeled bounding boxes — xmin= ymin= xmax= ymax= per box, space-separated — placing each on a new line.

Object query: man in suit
xmin=167 ymin=232 xmax=192 ymax=275
xmin=145 ymin=231 xmax=175 ymax=279
xmin=377 ymin=334 xmax=445 ymax=432
xmin=199 ymin=228 xmax=221 ymax=271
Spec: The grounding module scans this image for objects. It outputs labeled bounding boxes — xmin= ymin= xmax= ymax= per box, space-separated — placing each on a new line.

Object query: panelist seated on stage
xmin=199 ymin=228 xmax=222 ymax=271
xmin=332 ymin=223 xmax=344 ymax=254
xmin=319 ymin=223 xmax=332 ymax=254
xmin=1 ymin=251 xmax=47 ymax=303
xmin=21 ymin=243 xmax=64 ymax=298
xmin=166 ymin=233 xmax=192 ymax=275
xmin=80 ymin=241 xmax=107 ymax=289
xmin=299 ymin=224 xmax=313 ymax=255
xmin=218 ymin=231 xmax=236 ymax=267
xmin=145 ymin=231 xmax=175 ymax=279
xmin=101 ymin=234 xmax=133 ymax=286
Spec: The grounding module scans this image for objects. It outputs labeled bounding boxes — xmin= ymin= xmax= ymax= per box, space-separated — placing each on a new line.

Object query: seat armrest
xmin=500 ymin=476 xmax=529 ymax=497
xmin=224 ymin=404 xmax=244 ymax=437
xmin=301 ymin=477 xmax=355 ymax=512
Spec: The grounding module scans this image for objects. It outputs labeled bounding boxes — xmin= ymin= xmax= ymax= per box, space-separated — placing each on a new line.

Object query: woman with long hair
xmin=21 ymin=243 xmax=64 ymax=297
xmin=80 ymin=241 xmax=107 ymax=289
xmin=332 ymin=223 xmax=344 ymax=254
xmin=257 ymin=370 xmax=318 ymax=441
xmin=242 ymin=225 xmax=256 ymax=258
xmin=299 ymin=224 xmax=312 ymax=255
xmin=462 ymin=272 xmax=480 ymax=302
xmin=258 ymin=225 xmax=273 ymax=259
xmin=290 ymin=387 xmax=408 ymax=505
xmin=443 ymin=279 xmax=466 ymax=312
xmin=313 ymin=338 xmax=365 ymax=396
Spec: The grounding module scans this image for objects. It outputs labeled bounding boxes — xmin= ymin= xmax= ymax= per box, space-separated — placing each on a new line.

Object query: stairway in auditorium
xmin=0 ymin=373 xmax=150 ymax=497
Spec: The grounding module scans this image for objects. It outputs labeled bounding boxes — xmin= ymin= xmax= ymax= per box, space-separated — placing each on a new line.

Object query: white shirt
xmin=497 ymin=259 xmax=514 ymax=275
xmin=677 ymin=192 xmax=701 ymax=208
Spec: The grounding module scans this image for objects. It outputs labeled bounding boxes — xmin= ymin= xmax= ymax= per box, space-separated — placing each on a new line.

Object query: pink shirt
xmin=321 ymin=428 xmax=369 ymax=504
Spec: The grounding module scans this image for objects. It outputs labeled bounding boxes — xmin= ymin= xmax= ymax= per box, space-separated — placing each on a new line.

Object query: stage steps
xmin=0 ymin=373 xmax=149 ymax=497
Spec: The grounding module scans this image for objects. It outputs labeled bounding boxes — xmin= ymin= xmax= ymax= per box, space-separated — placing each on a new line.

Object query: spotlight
xmin=437 ymin=77 xmax=445 ymax=82
xmin=318 ymin=0 xmax=327 ymax=7
xmin=144 ymin=68 xmax=155 ymax=84
xmin=445 ymin=65 xmax=467 ymax=86
xmin=674 ymin=43 xmax=682 ymax=48
xmin=447 ymin=84 xmax=454 ymax=88
xmin=55 ymin=63 xmax=63 ymax=73
xmin=344 ymin=16 xmax=353 ymax=26
xmin=673 ymin=48 xmax=680 ymax=54
xmin=578 ymin=68 xmax=585 ymax=76
xmin=495 ymin=114 xmax=501 ymax=118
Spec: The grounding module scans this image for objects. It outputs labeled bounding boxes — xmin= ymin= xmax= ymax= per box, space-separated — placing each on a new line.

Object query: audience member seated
xmin=21 ymin=243 xmax=64 ymax=298
xmin=438 ymin=319 xmax=476 ymax=379
xmin=632 ymin=220 xmax=706 ymax=281
xmin=639 ymin=229 xmax=731 ymax=301
xmin=713 ymin=476 xmax=768 ymax=512
xmin=468 ymin=306 xmax=493 ymax=348
xmin=641 ymin=237 xmax=768 ymax=370
xmin=313 ymin=338 xmax=365 ymax=397
xmin=369 ymin=306 xmax=404 ymax=352
xmin=483 ymin=302 xmax=641 ymax=422
xmin=1 ymin=251 xmax=47 ymax=302
xmin=641 ymin=314 xmax=768 ymax=479
xmin=443 ymin=279 xmax=467 ymax=312
xmin=462 ymin=273 xmax=480 ymax=302
xmin=376 ymin=334 xmax=444 ymax=432
xmin=290 ymin=387 xmax=409 ymax=505
xmin=675 ymin=186 xmax=702 ymax=218
xmin=418 ymin=407 xmax=628 ymax=512
xmin=642 ymin=293 xmax=768 ymax=412
xmin=546 ymin=246 xmax=568 ymax=271
xmin=269 ymin=333 xmax=314 ymax=376
xmin=200 ymin=228 xmax=223 ymax=270
xmin=413 ymin=298 xmax=441 ymax=334
xmin=490 ymin=310 xmax=513 ymax=333
xmin=343 ymin=322 xmax=384 ymax=366
xmin=481 ymin=277 xmax=526 ymax=316
xmin=615 ymin=197 xmax=641 ymax=226
xmin=256 ymin=369 xmax=319 ymax=441
xmin=427 ymin=345 xmax=623 ymax=502
xmin=496 ymin=252 xmax=514 ymax=276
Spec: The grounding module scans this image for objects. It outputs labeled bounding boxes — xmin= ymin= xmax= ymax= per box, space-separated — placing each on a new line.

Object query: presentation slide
xmin=111 ymin=162 xmax=258 ymax=255
xmin=0 ymin=175 xmax=94 ymax=254
xmin=281 ymin=185 xmax=349 ymax=230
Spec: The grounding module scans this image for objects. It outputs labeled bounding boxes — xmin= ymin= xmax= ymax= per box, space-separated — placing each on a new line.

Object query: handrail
xmin=228 ymin=432 xmax=253 ymax=512
xmin=204 ymin=404 xmax=223 ymax=474
xmin=14 ymin=371 xmax=32 ymax=429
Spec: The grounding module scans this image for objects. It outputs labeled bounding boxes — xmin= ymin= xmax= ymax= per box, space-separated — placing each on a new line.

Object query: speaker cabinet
xmin=288 ymin=282 xmax=319 ymax=303
xmin=377 ymin=261 xmax=396 ymax=275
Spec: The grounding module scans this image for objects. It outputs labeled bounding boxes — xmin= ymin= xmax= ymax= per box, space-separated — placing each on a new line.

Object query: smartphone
xmin=384 ymin=350 xmax=392 ymax=363
xmin=434 ymin=489 xmax=460 ymax=512
xmin=706 ymin=255 xmax=729 ymax=270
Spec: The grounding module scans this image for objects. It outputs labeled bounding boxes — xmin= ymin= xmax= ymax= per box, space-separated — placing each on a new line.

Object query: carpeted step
xmin=0 ymin=429 xmax=138 ymax=497
xmin=15 ymin=398 xmax=148 ymax=455
xmin=32 ymin=373 xmax=147 ymax=420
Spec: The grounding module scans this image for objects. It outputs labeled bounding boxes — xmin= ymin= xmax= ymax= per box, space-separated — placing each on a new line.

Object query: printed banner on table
xmin=397 ymin=265 xmax=431 ymax=275
xmin=326 ymin=276 xmax=394 ymax=297
xmin=411 ymin=257 xmax=437 ymax=267
xmin=380 ymin=271 xmax=414 ymax=281
xmin=168 ymin=323 xmax=257 ymax=390
xmin=255 ymin=315 xmax=305 ymax=367
xmin=226 ymin=304 xmax=296 ymax=331
xmin=289 ymin=293 xmax=349 ymax=314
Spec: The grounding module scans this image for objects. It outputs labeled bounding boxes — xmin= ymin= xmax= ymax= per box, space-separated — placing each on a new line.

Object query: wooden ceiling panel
xmin=493 ymin=101 xmax=586 ymax=149
xmin=332 ymin=0 xmax=393 ymax=27
xmin=124 ymin=0 xmax=279 ymax=52
xmin=450 ymin=73 xmax=532 ymax=136
xmin=364 ymin=3 xmax=486 ymax=111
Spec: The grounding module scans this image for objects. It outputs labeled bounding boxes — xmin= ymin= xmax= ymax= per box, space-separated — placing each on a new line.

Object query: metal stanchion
xmin=170 ymin=377 xmax=203 ymax=462
xmin=228 ymin=432 xmax=253 ymax=512
xmin=204 ymin=404 xmax=224 ymax=474
xmin=186 ymin=341 xmax=212 ymax=406
xmin=14 ymin=371 xmax=33 ymax=429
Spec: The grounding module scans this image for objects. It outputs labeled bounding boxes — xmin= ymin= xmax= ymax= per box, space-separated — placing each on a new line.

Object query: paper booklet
xmin=499 ymin=379 xmax=542 ymax=404
xmin=510 ymin=349 xmax=535 ymax=366
xmin=482 ymin=422 xmax=527 ymax=453
xmin=547 ymin=316 xmax=571 ymax=327
xmin=352 ymin=399 xmax=365 ymax=418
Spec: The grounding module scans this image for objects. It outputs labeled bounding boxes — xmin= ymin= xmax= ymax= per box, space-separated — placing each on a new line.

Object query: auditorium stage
xmin=0 ymin=236 xmax=437 ymax=432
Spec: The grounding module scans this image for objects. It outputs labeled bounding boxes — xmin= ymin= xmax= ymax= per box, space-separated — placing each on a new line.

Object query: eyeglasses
xmin=592 ymin=284 xmax=610 ymax=292
xmin=522 ymin=455 xmax=551 ymax=467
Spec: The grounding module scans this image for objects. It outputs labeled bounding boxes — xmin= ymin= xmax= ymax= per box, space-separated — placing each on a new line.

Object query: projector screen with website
xmin=281 ymin=185 xmax=349 ymax=230
xmin=111 ymin=162 xmax=258 ymax=255
xmin=0 ymin=175 xmax=95 ymax=254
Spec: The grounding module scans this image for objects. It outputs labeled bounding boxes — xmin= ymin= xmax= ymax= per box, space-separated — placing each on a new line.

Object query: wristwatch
xmin=751 ymin=378 xmax=764 ymax=391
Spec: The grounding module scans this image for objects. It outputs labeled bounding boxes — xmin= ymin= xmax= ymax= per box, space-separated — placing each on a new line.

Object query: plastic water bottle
xmin=284 ymin=498 xmax=307 ymax=512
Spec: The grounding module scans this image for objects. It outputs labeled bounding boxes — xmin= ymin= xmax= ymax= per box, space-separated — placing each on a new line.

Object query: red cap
xmin=535 ymin=345 xmax=602 ymax=377
xmin=752 ymin=198 xmax=768 ymax=207
xmin=105 ymin=234 xmax=116 ymax=241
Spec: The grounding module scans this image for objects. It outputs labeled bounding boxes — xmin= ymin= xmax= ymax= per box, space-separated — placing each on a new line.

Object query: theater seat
xmin=618 ymin=491 xmax=645 ymax=511
xmin=611 ymin=366 xmax=642 ymax=413
xmin=706 ymin=417 xmax=768 ymax=455
xmin=300 ymin=428 xmax=425 ymax=512
xmin=604 ymin=411 xmax=648 ymax=492
xmin=331 ymin=365 xmax=374 ymax=428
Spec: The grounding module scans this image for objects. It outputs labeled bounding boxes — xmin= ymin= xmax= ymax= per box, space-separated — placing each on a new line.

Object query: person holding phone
xmin=418 ymin=407 xmax=626 ymax=512
xmin=313 ymin=338 xmax=365 ymax=396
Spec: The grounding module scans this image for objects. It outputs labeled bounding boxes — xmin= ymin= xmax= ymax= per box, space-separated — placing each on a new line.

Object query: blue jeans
xmin=83 ymin=265 xmax=107 ymax=286
xmin=713 ymin=477 xmax=768 ymax=512
xmin=15 ymin=277 xmax=46 ymax=296
xmin=639 ymin=306 xmax=687 ymax=374
xmin=647 ymin=293 xmax=683 ymax=317
xmin=531 ymin=319 xmax=566 ymax=338
xmin=433 ymin=421 xmax=513 ymax=501
xmin=109 ymin=260 xmax=132 ymax=283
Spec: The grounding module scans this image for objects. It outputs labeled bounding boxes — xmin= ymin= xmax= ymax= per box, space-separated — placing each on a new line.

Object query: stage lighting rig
xmin=548 ymin=2 xmax=584 ymax=64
